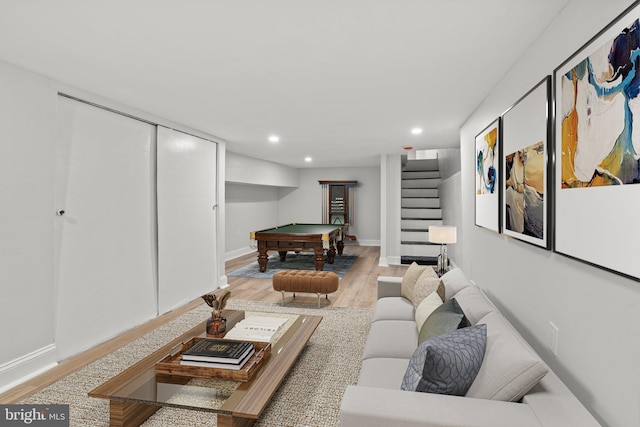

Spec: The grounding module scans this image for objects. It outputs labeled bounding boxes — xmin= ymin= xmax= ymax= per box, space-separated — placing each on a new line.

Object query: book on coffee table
xmin=180 ymin=347 xmax=255 ymax=370
xmin=224 ymin=316 xmax=288 ymax=342
xmin=181 ymin=339 xmax=254 ymax=364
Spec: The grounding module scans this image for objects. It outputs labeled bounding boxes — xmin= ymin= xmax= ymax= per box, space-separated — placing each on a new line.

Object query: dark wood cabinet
xmin=319 ymin=180 xmax=357 ymax=239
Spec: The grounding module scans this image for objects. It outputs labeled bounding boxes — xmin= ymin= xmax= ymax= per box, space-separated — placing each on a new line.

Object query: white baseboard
xmin=378 ymin=257 xmax=389 ymax=267
xmin=0 ymin=344 xmax=57 ymax=394
xmin=218 ymin=275 xmax=229 ymax=289
xmin=225 ymin=247 xmax=255 ymax=261
xmin=386 ymin=256 xmax=402 ymax=266
xmin=353 ymin=239 xmax=380 ymax=246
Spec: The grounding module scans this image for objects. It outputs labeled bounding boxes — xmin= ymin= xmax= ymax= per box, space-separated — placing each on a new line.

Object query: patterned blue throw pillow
xmin=401 ymin=324 xmax=487 ymax=395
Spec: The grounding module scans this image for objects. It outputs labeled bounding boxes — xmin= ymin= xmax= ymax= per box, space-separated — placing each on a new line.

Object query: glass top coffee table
xmin=89 ymin=310 xmax=322 ymax=427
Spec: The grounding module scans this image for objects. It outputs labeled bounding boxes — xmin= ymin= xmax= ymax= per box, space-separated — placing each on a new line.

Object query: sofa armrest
xmin=376 ymin=276 xmax=403 ymax=299
xmin=340 ymin=386 xmax=542 ymax=427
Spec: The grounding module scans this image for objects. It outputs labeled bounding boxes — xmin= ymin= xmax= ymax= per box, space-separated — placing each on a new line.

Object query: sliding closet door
xmin=157 ymin=127 xmax=217 ymax=314
xmin=55 ymin=97 xmax=157 ymax=359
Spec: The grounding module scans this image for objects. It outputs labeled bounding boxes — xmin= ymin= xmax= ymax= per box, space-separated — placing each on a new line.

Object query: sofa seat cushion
xmin=466 ymin=311 xmax=549 ymax=402
xmin=372 ymin=297 xmax=415 ymax=322
xmin=357 ymin=357 xmax=409 ymax=389
xmin=362 ymin=320 xmax=418 ymax=360
xmin=454 ymin=285 xmax=496 ymax=324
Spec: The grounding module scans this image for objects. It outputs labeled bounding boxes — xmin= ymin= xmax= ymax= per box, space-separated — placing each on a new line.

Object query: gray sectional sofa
xmin=340 ymin=268 xmax=601 ymax=427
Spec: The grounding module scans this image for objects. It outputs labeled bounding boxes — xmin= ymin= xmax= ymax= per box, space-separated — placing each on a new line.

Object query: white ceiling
xmin=0 ymin=0 xmax=569 ymax=168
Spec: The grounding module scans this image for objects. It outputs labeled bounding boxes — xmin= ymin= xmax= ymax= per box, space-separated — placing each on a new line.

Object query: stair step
xmin=401 ymin=230 xmax=429 ymax=241
xmin=401 ymin=188 xmax=438 ymax=198
xmin=404 ymin=159 xmax=439 ymax=171
xmin=401 ymin=208 xmax=442 ymax=219
xmin=401 ymin=243 xmax=442 ymax=257
xmin=402 ymin=198 xmax=440 ymax=208
xmin=401 ymin=178 xmax=441 ymax=189
xmin=401 ymin=219 xmax=443 ymax=229
xmin=401 ymin=256 xmax=438 ymax=266
xmin=402 ymin=171 xmax=441 ymax=179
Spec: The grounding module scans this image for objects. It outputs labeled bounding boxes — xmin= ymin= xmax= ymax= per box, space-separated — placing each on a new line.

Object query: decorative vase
xmin=207 ymin=310 xmax=227 ymax=337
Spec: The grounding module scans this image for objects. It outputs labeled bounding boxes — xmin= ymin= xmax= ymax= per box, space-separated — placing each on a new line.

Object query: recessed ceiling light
xmin=304 ymin=156 xmax=312 ymax=162
xmin=268 ymin=135 xmax=280 ymax=143
xmin=411 ymin=127 xmax=423 ymax=135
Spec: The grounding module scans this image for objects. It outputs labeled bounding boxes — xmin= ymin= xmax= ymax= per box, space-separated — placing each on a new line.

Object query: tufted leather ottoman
xmin=272 ymin=270 xmax=339 ymax=308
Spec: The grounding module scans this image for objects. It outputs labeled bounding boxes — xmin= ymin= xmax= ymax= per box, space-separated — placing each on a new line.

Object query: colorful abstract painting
xmin=475 ymin=119 xmax=501 ymax=233
xmin=501 ymin=77 xmax=550 ymax=249
xmin=554 ymin=5 xmax=640 ymax=280
xmin=560 ymin=19 xmax=640 ymax=188
xmin=476 ymin=126 xmax=498 ymax=194
xmin=504 ymin=141 xmax=545 ymax=239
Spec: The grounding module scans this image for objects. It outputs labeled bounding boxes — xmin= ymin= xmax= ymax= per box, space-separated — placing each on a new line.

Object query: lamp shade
xmin=428 ymin=225 xmax=457 ymax=244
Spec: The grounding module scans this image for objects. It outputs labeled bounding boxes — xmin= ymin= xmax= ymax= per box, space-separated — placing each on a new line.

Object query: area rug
xmin=22 ymin=300 xmax=373 ymax=427
xmin=227 ymin=253 xmax=358 ymax=279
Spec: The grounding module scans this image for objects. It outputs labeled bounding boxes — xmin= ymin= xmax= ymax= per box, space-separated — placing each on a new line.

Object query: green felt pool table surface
xmin=258 ymin=223 xmax=340 ymax=235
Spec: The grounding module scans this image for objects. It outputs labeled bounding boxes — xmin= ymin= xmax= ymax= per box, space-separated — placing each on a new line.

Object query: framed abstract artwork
xmin=554 ymin=2 xmax=640 ymax=280
xmin=501 ymin=77 xmax=552 ymax=249
xmin=475 ymin=118 xmax=501 ymax=233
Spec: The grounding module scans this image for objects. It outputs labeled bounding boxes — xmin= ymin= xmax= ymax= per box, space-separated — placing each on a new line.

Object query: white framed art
xmin=554 ymin=1 xmax=640 ymax=280
xmin=501 ymin=76 xmax=552 ymax=249
xmin=475 ymin=118 xmax=501 ymax=233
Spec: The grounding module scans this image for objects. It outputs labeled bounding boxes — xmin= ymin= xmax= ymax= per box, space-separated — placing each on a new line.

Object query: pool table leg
xmin=326 ymin=245 xmax=336 ymax=264
xmin=257 ymin=247 xmax=269 ymax=272
xmin=278 ymin=251 xmax=287 ymax=262
xmin=313 ymin=247 xmax=326 ymax=271
xmin=336 ymin=239 xmax=344 ymax=255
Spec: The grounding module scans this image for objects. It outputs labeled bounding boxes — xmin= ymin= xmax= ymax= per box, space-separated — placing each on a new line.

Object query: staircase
xmin=400 ymin=158 xmax=442 ymax=265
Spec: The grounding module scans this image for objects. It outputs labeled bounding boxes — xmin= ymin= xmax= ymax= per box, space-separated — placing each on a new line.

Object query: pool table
xmin=250 ymin=223 xmax=344 ymax=272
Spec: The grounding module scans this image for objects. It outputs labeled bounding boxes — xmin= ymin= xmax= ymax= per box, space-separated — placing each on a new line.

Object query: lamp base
xmin=436 ymin=244 xmax=449 ymax=276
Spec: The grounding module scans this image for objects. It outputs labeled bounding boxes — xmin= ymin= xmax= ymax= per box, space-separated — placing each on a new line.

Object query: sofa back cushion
xmin=466 ymin=311 xmax=549 ymax=402
xmin=453 ymin=285 xmax=495 ymax=324
xmin=440 ymin=268 xmax=472 ymax=300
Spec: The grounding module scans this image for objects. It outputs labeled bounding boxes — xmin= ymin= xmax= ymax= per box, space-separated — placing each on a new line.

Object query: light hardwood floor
xmin=0 ymin=244 xmax=408 ymax=404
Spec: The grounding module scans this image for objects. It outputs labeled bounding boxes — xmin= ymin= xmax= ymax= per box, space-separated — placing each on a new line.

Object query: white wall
xmin=0 ymin=59 xmax=58 ymax=389
xmin=437 ymin=148 xmax=461 ymax=181
xmin=278 ymin=167 xmax=381 ymax=245
xmin=439 ymin=172 xmax=462 ymax=266
xmin=225 ymin=183 xmax=280 ymax=259
xmin=460 ymin=1 xmax=637 ymax=426
xmin=0 ymin=58 xmax=227 ymax=392
xmin=226 ymin=151 xmax=298 ymax=187
xmin=379 ymin=154 xmax=402 ymax=265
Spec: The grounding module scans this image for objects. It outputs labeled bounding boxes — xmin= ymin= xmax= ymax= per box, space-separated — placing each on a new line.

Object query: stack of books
xmin=179 ymin=339 xmax=255 ymax=370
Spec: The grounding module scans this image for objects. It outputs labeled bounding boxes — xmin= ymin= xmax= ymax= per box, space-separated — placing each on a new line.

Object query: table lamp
xmin=428 ymin=225 xmax=457 ymax=275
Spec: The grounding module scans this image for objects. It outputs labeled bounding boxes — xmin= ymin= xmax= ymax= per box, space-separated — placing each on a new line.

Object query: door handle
xmin=56 ymin=210 xmax=65 ymax=216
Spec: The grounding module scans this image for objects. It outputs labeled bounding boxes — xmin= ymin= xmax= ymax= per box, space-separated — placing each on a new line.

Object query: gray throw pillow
xmin=401 ymin=324 xmax=487 ymax=396
xmin=418 ymin=298 xmax=470 ymax=344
